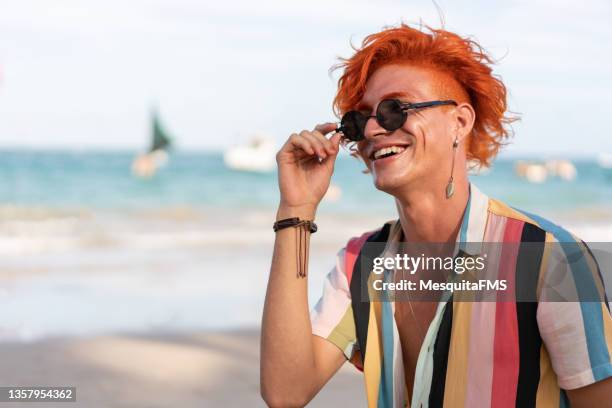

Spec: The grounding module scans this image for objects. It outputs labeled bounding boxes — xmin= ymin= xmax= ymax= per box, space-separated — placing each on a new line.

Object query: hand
xmin=276 ymin=123 xmax=341 ymax=217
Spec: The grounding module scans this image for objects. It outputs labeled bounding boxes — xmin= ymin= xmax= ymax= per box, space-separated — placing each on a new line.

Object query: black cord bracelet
xmin=273 ymin=217 xmax=317 ymax=234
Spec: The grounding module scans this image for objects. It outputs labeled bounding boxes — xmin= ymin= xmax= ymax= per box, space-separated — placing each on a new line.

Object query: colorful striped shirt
xmin=310 ymin=183 xmax=612 ymax=407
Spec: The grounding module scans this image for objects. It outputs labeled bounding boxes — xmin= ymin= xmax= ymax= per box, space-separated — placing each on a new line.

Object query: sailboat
xmin=131 ymin=109 xmax=173 ymax=178
xmin=224 ymin=134 xmax=276 ymax=172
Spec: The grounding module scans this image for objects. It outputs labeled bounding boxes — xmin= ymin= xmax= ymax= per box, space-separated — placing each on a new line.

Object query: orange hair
xmin=332 ymin=23 xmax=517 ymax=167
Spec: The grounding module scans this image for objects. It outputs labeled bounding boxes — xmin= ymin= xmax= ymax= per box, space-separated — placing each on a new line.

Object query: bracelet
xmin=273 ymin=217 xmax=318 ymax=234
xmin=273 ymin=217 xmax=317 ymax=278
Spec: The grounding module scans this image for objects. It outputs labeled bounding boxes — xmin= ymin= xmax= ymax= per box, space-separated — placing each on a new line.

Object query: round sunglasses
xmin=336 ymin=99 xmax=457 ymax=142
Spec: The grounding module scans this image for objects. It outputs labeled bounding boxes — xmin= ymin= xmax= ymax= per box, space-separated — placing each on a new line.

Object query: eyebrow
xmin=356 ymin=91 xmax=416 ymax=111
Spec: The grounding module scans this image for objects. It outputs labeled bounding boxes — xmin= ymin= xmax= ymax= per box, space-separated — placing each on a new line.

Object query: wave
xmin=0 ymin=206 xmax=374 ymax=255
xmin=1 ymin=204 xmax=611 ymax=256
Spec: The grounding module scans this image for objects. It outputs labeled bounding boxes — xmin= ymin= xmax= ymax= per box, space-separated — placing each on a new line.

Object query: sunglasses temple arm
xmin=400 ymin=100 xmax=457 ymax=110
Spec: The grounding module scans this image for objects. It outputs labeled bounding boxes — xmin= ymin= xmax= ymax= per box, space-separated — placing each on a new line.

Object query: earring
xmin=446 ymin=136 xmax=459 ymax=199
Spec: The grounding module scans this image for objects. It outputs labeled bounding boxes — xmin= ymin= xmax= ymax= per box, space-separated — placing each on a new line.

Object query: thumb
xmin=321 ymin=133 xmax=342 ymax=168
xmin=329 ymin=132 xmax=342 ymax=156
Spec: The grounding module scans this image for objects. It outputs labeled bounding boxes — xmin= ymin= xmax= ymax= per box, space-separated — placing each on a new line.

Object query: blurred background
xmin=0 ymin=0 xmax=611 ymax=406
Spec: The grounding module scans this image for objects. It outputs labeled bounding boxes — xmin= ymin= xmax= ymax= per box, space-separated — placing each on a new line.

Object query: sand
xmin=0 ymin=328 xmax=365 ymax=408
xmin=2 ymin=200 xmax=609 ymax=408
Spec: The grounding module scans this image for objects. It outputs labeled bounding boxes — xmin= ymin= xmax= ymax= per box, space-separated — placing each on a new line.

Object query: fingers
xmin=328 ymin=132 xmax=342 ymax=148
xmin=300 ymin=131 xmax=329 ymax=159
xmin=313 ymin=122 xmax=342 ymax=153
xmin=287 ymin=133 xmax=315 ymax=156
xmin=308 ymin=129 xmax=340 ymax=156
xmin=314 ymin=122 xmax=339 ymax=135
xmin=283 ymin=123 xmax=342 ymax=160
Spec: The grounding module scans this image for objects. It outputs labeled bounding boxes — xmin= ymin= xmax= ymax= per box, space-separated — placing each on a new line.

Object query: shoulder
xmin=346 ymin=220 xmax=396 ymax=247
xmin=342 ymin=220 xmax=397 ymax=282
xmin=487 ymin=197 xmax=582 ymax=243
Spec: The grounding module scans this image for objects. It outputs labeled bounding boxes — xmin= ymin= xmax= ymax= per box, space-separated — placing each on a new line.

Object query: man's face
xmin=355 ymin=64 xmax=458 ymax=195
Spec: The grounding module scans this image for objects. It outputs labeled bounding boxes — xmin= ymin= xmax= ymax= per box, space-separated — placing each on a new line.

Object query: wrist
xmin=276 ymin=203 xmax=317 ymax=221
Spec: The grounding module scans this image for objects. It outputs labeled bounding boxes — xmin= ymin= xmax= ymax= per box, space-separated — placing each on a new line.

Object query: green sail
xmin=149 ymin=111 xmax=172 ymax=152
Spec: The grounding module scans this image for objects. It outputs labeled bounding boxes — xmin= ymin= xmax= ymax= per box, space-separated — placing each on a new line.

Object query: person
xmin=260 ymin=24 xmax=612 ymax=407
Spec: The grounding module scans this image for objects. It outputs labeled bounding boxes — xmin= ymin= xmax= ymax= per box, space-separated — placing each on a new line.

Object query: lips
xmin=370 ymin=143 xmax=412 ymax=161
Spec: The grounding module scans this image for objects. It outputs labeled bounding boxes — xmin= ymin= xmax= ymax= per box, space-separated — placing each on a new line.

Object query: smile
xmin=371 ymin=144 xmax=412 ymax=161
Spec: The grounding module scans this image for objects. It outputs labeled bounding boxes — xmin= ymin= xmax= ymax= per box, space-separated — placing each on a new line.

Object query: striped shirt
xmin=310 ymin=183 xmax=612 ymax=407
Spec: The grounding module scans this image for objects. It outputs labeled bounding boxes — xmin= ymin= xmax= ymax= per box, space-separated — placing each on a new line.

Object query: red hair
xmin=332 ymin=23 xmax=517 ymax=167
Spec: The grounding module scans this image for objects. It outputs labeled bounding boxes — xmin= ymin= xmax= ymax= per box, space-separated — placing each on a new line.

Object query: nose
xmin=363 ymin=113 xmax=387 ymax=140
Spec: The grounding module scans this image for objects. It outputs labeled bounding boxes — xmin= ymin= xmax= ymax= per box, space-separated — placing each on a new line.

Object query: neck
xmin=394 ymin=174 xmax=470 ymax=243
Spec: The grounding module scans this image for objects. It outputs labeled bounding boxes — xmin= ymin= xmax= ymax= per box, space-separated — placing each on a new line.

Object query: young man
xmin=261 ymin=24 xmax=612 ymax=407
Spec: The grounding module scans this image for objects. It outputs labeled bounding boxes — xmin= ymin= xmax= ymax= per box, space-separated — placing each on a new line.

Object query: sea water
xmin=1 ymin=149 xmax=612 ymax=213
xmin=0 ymin=150 xmax=611 ymax=341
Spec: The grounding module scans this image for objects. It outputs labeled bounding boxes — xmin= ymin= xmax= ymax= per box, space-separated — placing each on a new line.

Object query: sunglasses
xmin=337 ymin=99 xmax=457 ymax=142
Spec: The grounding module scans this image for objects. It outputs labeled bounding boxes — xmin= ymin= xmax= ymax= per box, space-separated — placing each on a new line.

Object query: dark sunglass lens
xmin=340 ymin=111 xmax=366 ymax=141
xmin=377 ymin=99 xmax=406 ymax=131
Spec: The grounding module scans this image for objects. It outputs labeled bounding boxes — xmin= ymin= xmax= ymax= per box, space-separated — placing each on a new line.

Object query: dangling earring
xmin=446 ymin=136 xmax=459 ymax=199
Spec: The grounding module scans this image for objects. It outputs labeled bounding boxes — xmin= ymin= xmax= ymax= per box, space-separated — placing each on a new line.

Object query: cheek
xmin=402 ymin=121 xmax=425 ymax=151
xmin=406 ymin=118 xmax=449 ymax=155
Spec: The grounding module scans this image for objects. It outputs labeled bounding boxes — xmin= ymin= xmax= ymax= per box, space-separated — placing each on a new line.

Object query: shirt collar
xmin=455 ymin=183 xmax=489 ymax=256
xmin=384 ymin=182 xmax=490 ymax=259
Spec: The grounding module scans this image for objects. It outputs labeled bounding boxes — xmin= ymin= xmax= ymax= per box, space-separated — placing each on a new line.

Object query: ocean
xmin=2 ymin=150 xmax=612 ymax=213
xmin=1 ymin=150 xmax=611 ymax=341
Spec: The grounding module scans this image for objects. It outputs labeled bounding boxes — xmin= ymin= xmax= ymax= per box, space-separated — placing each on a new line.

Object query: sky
xmin=0 ymin=0 xmax=610 ymax=157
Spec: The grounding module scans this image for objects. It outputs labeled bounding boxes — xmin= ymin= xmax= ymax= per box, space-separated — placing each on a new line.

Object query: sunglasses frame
xmin=337 ymin=99 xmax=458 ymax=142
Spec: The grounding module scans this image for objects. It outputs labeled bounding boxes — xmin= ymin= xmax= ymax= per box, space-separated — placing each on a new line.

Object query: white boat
xmin=545 ymin=159 xmax=577 ymax=181
xmin=224 ymin=135 xmax=276 ymax=172
xmin=598 ymin=153 xmax=612 ymax=169
xmin=514 ymin=161 xmax=548 ymax=183
xmin=514 ymin=159 xmax=577 ymax=183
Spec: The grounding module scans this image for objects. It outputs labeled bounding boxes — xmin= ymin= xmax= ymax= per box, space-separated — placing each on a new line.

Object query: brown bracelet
xmin=273 ymin=217 xmax=317 ymax=234
xmin=273 ymin=217 xmax=316 ymax=278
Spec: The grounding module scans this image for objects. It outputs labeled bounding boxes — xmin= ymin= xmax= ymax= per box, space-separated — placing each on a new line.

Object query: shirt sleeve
xmin=537 ymin=240 xmax=612 ymax=390
xmin=310 ymin=247 xmax=358 ymax=360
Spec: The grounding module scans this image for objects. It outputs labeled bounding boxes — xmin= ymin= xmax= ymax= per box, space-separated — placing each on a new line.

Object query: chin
xmin=372 ymin=170 xmax=412 ymax=194
xmin=373 ymin=178 xmax=405 ymax=194
xmin=370 ymin=162 xmax=415 ymax=194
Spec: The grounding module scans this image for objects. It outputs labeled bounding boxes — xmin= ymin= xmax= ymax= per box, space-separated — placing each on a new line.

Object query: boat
xmin=598 ymin=153 xmax=612 ymax=169
xmin=514 ymin=161 xmax=548 ymax=183
xmin=599 ymin=154 xmax=612 ymax=180
xmin=514 ymin=159 xmax=577 ymax=183
xmin=545 ymin=159 xmax=577 ymax=181
xmin=131 ymin=109 xmax=173 ymax=178
xmin=224 ymin=135 xmax=276 ymax=172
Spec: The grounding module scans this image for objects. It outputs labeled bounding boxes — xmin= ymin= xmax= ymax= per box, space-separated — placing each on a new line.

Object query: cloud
xmin=0 ymin=0 xmax=609 ymax=154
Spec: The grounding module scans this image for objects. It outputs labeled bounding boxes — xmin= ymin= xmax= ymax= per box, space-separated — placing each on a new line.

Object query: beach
xmin=0 ymin=329 xmax=365 ymax=407
xmin=1 ymin=0 xmax=610 ymax=403
xmin=0 ymin=200 xmax=379 ymax=406
xmin=1 ymin=206 xmax=610 ymax=407
xmin=1 ymin=150 xmax=611 ymax=405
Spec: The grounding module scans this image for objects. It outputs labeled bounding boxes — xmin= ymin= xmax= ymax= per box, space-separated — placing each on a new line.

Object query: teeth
xmin=373 ymin=145 xmax=407 ymax=160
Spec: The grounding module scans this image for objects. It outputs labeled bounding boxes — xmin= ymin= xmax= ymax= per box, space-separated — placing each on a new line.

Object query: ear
xmin=453 ymin=102 xmax=476 ymax=143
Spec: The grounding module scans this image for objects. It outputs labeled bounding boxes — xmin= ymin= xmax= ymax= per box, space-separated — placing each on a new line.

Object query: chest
xmin=394 ymin=301 xmax=439 ymax=395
